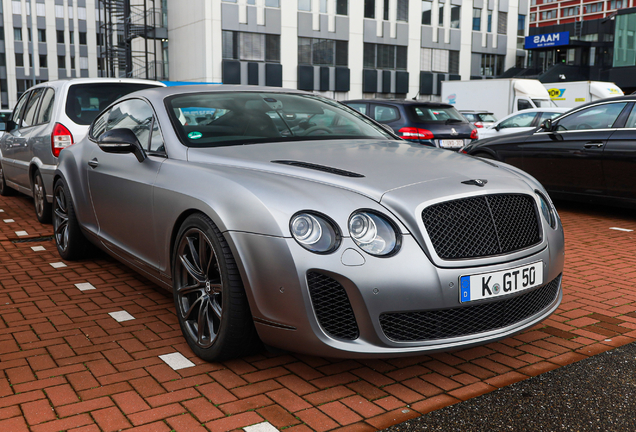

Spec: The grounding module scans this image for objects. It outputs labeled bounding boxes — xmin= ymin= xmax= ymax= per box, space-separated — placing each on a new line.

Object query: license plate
xmin=440 ymin=139 xmax=464 ymax=148
xmin=459 ymin=261 xmax=543 ymax=303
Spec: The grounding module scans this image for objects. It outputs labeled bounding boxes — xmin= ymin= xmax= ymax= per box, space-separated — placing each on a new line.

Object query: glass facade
xmin=614 ymin=12 xmax=636 ymax=67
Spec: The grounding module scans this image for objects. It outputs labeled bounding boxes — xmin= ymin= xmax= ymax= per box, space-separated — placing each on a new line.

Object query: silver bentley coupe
xmin=53 ymin=85 xmax=564 ymax=361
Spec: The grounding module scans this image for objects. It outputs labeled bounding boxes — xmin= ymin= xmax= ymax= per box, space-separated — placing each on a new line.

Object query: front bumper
xmin=225 ymin=227 xmax=565 ymax=358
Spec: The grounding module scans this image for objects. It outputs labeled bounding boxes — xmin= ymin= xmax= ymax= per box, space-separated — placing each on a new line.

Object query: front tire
xmin=53 ymin=178 xmax=92 ymax=260
xmin=0 ymin=163 xmax=14 ymax=196
xmin=33 ymin=170 xmax=52 ymax=223
xmin=172 ymin=213 xmax=260 ymax=362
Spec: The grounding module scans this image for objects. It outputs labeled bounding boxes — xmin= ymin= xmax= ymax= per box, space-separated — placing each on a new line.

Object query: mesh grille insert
xmin=422 ymin=194 xmax=541 ymax=260
xmin=380 ymin=275 xmax=561 ymax=342
xmin=307 ymin=272 xmax=359 ymax=340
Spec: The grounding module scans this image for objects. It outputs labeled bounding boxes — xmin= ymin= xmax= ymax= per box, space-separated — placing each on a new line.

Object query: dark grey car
xmin=53 ymin=85 xmax=564 ymax=362
xmin=0 ymin=78 xmax=164 ymax=223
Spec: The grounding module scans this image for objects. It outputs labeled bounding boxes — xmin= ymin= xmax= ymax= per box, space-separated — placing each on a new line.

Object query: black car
xmin=462 ymin=95 xmax=636 ymax=207
xmin=344 ymin=99 xmax=477 ymax=150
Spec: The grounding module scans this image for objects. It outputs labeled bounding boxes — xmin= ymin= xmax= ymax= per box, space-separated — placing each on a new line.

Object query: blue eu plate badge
xmin=460 ymin=276 xmax=471 ymax=302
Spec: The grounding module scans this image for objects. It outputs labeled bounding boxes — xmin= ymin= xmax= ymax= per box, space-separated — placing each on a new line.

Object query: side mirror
xmin=494 ymin=123 xmax=501 ymax=131
xmin=97 ymin=128 xmax=146 ymax=162
xmin=540 ymin=119 xmax=552 ymax=131
xmin=6 ymin=120 xmax=17 ymax=132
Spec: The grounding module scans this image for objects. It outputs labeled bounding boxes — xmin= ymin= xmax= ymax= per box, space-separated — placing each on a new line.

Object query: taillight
xmin=51 ymin=123 xmax=74 ymax=157
xmin=474 ymin=122 xmax=484 ymax=128
xmin=470 ymin=129 xmax=479 ymax=140
xmin=398 ymin=127 xmax=434 ymax=140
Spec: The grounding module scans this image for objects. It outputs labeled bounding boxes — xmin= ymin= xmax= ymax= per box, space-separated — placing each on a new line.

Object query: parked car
xmin=0 ymin=78 xmax=165 ymax=223
xmin=53 ymin=85 xmax=564 ymax=361
xmin=0 ymin=109 xmax=12 ymax=138
xmin=460 ymin=110 xmax=497 ymax=129
xmin=343 ymin=99 xmax=477 ymax=150
xmin=462 ymin=95 xmax=636 ymax=207
xmin=477 ymin=108 xmax=569 ymax=139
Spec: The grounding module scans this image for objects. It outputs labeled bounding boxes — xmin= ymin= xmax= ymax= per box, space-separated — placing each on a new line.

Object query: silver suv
xmin=0 ymin=78 xmax=165 ymax=223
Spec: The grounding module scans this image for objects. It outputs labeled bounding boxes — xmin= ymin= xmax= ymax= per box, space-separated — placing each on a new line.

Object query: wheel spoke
xmin=186 ymin=236 xmax=202 ymax=273
xmin=177 ymin=282 xmax=203 ymax=296
xmin=197 ymin=298 xmax=211 ymax=344
xmin=208 ymin=283 xmax=222 ymax=295
xmin=198 ymin=232 xmax=210 ymax=276
xmin=179 ymin=254 xmax=206 ymax=284
xmin=210 ymin=295 xmax=222 ymax=320
xmin=182 ymin=293 xmax=204 ymax=321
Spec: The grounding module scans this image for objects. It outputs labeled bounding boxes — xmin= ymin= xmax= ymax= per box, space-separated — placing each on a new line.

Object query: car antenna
xmin=412 ymin=91 xmax=420 ymax=101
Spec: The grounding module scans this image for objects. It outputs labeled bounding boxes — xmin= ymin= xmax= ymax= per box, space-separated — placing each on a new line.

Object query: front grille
xmin=307 ymin=272 xmax=359 ymax=340
xmin=422 ymin=194 xmax=541 ymax=260
xmin=379 ymin=275 xmax=561 ymax=342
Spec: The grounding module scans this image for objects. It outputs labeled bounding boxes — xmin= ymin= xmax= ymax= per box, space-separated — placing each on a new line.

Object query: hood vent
xmin=272 ymin=160 xmax=365 ymax=178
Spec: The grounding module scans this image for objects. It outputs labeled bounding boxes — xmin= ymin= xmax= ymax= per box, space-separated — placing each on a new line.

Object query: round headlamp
xmin=348 ymin=211 xmax=400 ymax=256
xmin=290 ymin=212 xmax=340 ymax=253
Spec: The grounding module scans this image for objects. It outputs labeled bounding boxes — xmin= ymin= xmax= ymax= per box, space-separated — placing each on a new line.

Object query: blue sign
xmin=524 ymin=31 xmax=570 ymax=49
xmin=460 ymin=276 xmax=471 ymax=303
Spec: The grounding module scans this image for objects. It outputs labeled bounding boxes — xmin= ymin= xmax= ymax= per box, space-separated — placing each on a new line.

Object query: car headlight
xmin=536 ymin=192 xmax=557 ymax=229
xmin=348 ymin=211 xmax=400 ymax=256
xmin=290 ymin=212 xmax=340 ymax=253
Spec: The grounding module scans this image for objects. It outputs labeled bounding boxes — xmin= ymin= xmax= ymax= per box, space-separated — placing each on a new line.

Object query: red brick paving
xmin=1 ymin=194 xmax=636 ymax=431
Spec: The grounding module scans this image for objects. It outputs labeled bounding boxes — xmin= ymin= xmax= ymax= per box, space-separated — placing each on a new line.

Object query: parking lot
xmin=0 ymin=194 xmax=635 ymax=432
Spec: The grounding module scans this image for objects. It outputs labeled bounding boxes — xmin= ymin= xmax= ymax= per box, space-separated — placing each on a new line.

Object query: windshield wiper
xmin=445 ymin=118 xmax=464 ymax=124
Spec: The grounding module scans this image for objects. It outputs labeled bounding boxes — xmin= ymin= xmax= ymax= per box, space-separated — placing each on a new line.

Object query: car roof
xmin=460 ymin=110 xmax=495 ymax=114
xmin=27 ymin=78 xmax=167 ymax=91
xmin=344 ymin=99 xmax=455 ymax=108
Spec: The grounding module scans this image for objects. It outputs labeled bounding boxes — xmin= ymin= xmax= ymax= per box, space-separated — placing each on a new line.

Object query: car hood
xmin=186 ymin=139 xmax=524 ymax=202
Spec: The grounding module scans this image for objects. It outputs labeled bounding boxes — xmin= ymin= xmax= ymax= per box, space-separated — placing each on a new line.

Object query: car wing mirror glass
xmin=540 ymin=119 xmax=552 ymax=131
xmin=97 ymin=128 xmax=147 ymax=162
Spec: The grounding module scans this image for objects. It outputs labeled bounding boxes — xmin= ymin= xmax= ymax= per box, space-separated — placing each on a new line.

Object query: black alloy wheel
xmin=53 ymin=178 xmax=91 ymax=260
xmin=0 ymin=164 xmax=13 ymax=196
xmin=172 ymin=213 xmax=260 ymax=361
xmin=33 ymin=170 xmax=52 ymax=223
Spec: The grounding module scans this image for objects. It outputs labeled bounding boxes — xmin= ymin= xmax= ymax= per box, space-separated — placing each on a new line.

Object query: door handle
xmin=583 ymin=142 xmax=604 ymax=149
xmin=88 ymin=158 xmax=99 ymax=168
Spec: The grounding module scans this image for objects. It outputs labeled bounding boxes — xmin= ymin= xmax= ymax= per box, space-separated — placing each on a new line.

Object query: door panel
xmin=602 ymin=105 xmax=636 ymax=199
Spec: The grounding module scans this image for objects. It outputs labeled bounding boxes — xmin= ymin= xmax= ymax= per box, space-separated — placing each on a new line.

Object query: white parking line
xmin=49 ymin=262 xmax=67 ymax=268
xmin=75 ymin=282 xmax=96 ymax=291
xmin=244 ymin=422 xmax=279 ymax=432
xmin=108 ymin=311 xmax=135 ymax=322
xmin=15 ymin=231 xmax=28 ymax=236
xmin=610 ymin=227 xmax=633 ymax=232
xmin=159 ymin=352 xmax=195 ymax=370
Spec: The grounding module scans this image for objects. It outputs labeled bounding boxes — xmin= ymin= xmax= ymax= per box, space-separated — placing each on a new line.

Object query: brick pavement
xmin=0 ymin=194 xmax=635 ymax=432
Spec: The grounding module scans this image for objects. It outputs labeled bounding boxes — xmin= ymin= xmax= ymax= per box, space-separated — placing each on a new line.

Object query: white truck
xmin=441 ymin=78 xmax=555 ymax=120
xmin=543 ymin=81 xmax=624 ymax=108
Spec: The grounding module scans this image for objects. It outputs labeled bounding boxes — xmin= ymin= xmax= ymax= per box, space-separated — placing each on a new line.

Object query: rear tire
xmin=0 ymin=163 xmax=14 ymax=196
xmin=53 ymin=178 xmax=92 ymax=260
xmin=172 ymin=213 xmax=261 ymax=362
xmin=33 ymin=170 xmax=52 ymax=223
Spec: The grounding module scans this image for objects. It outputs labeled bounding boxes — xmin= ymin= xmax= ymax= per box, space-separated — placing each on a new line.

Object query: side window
xmin=373 ymin=105 xmax=399 ymax=122
xmin=556 ymin=103 xmax=627 ymax=131
xmin=517 ymin=99 xmax=533 ymax=111
xmin=347 ymin=103 xmax=367 ymax=115
xmin=499 ymin=112 xmax=536 ymax=129
xmin=22 ymin=88 xmax=45 ymax=128
xmin=538 ymin=111 xmax=563 ymax=123
xmin=36 ymin=89 xmax=56 ymax=124
xmin=623 ymin=105 xmax=636 ymax=129
xmin=91 ymin=108 xmax=111 ymax=140
xmin=149 ymin=120 xmax=165 ymax=153
xmin=104 ymin=99 xmax=154 ymax=150
xmin=11 ymin=91 xmax=31 ymax=128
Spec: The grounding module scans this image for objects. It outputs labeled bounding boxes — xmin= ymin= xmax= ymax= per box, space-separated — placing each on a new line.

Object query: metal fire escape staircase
xmin=98 ymin=0 xmax=168 ymax=80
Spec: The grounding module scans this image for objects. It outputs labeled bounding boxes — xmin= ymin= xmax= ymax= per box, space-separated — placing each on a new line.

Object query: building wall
xmin=530 ymin=0 xmax=633 ymax=28
xmin=167 ymin=0 xmax=531 ymax=101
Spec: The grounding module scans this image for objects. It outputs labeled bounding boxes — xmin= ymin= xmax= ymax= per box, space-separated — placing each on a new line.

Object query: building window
xmin=480 ymin=54 xmax=504 ymax=76
xmin=222 ymin=31 xmax=280 ymax=63
xmin=68 ymin=6 xmax=73 ymax=19
xmin=78 ymin=6 xmax=87 ymax=19
xmin=364 ymin=0 xmax=375 ymax=18
xmin=363 ymin=43 xmax=407 ymax=70
xmin=498 ymin=11 xmax=507 ymax=34
xmin=70 ymin=57 xmax=75 ymax=69
xmin=58 ymin=55 xmax=65 ymax=68
xmin=472 ymin=8 xmax=481 ymax=31
xmin=336 ymin=0 xmax=348 ymax=15
xmin=69 ymin=32 xmax=74 ymax=45
xmin=11 ymin=1 xmax=21 ymax=14
xmin=584 ymin=2 xmax=603 ymax=13
xmin=421 ymin=48 xmax=459 ymax=73
xmin=530 ymin=12 xmax=536 ymax=21
xmin=541 ymin=10 xmax=556 ymax=19
xmin=13 ymin=28 xmax=22 ymax=41
xmin=438 ymin=3 xmax=444 ymax=25
xmin=298 ymin=37 xmax=348 ymax=66
xmin=298 ymin=0 xmax=311 ymax=11
xmin=450 ymin=6 xmax=460 ymax=28
xmin=80 ymin=57 xmax=89 ymax=69
xmin=79 ymin=32 xmax=87 ymax=45
xmin=609 ymin=0 xmax=623 ymax=9
xmin=397 ymin=0 xmax=408 ymax=21
xmin=384 ymin=0 xmax=390 ymax=20
xmin=57 ymin=30 xmax=64 ymax=44
xmin=422 ymin=0 xmax=432 ymax=25
xmin=487 ymin=10 xmax=492 ymax=32
xmin=38 ymin=29 xmax=46 ymax=42
xmin=55 ymin=4 xmax=64 ymax=18
xmin=36 ymin=3 xmax=45 ymax=16
xmin=39 ymin=54 xmax=47 ymax=68
xmin=15 ymin=53 xmax=23 ymax=67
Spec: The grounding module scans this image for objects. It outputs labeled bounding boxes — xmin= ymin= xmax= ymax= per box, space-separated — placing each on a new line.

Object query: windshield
xmin=166 ymin=92 xmax=391 ymax=147
xmin=532 ymin=99 xmax=557 ymax=108
xmin=410 ymin=105 xmax=467 ymax=123
xmin=66 ymin=83 xmax=162 ymax=126
xmin=477 ymin=113 xmax=497 ymax=122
